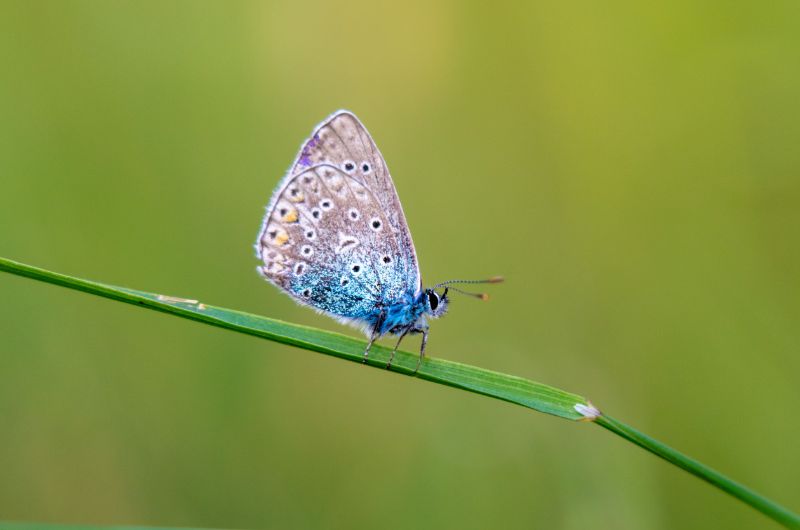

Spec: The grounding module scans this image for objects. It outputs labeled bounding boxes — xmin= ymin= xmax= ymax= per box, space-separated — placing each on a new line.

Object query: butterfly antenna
xmin=434 ymin=276 xmax=504 ymax=301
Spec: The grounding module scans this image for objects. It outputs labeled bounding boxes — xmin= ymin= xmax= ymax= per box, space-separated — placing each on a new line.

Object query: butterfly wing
xmin=288 ymin=110 xmax=421 ymax=294
xmin=256 ymin=163 xmax=417 ymax=323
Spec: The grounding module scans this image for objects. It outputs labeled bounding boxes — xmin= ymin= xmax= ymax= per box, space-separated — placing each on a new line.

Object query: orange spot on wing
xmin=283 ymin=209 xmax=298 ymax=223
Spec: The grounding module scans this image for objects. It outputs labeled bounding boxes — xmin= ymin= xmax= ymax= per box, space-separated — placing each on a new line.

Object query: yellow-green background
xmin=1 ymin=2 xmax=798 ymax=529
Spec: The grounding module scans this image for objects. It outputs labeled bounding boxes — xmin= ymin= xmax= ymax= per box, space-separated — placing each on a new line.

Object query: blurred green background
xmin=1 ymin=1 xmax=799 ymax=529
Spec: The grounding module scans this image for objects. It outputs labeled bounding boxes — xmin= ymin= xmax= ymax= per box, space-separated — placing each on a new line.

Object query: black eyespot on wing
xmin=344 ymin=162 xmax=355 ymax=171
xmin=312 ymin=210 xmax=321 ymax=219
xmin=302 ymin=289 xmax=311 ymax=298
xmin=382 ymin=256 xmax=391 ymax=264
xmin=361 ymin=163 xmax=370 ymax=172
xmin=428 ymin=291 xmax=439 ymax=311
xmin=371 ymin=220 xmax=381 ymax=229
xmin=352 ymin=265 xmax=361 ymax=273
xmin=279 ymin=208 xmax=287 ymax=216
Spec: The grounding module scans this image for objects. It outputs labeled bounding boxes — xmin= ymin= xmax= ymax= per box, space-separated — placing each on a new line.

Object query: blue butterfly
xmin=255 ymin=111 xmax=501 ymax=372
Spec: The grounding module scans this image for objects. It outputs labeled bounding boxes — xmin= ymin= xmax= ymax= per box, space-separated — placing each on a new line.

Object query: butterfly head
xmin=424 ymin=287 xmax=450 ymax=319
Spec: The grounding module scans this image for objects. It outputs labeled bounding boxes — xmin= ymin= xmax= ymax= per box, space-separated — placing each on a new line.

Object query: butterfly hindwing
xmin=257 ymin=164 xmax=415 ymax=321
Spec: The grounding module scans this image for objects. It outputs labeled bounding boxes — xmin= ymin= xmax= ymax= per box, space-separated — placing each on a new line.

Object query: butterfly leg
xmin=362 ymin=333 xmax=377 ymax=364
xmin=414 ymin=328 xmax=430 ymax=375
xmin=362 ymin=310 xmax=386 ymax=364
xmin=386 ymin=326 xmax=411 ymax=370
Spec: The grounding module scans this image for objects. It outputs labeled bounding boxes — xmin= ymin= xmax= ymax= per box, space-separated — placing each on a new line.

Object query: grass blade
xmin=1 ymin=256 xmax=798 ymax=529
xmin=595 ymin=415 xmax=800 ymax=529
xmin=0 ymin=257 xmax=585 ymax=419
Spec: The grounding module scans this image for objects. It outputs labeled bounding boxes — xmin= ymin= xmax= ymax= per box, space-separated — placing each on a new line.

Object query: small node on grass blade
xmin=198 ymin=303 xmax=207 ymax=310
xmin=574 ymin=401 xmax=601 ymax=422
xmin=157 ymin=295 xmax=200 ymax=305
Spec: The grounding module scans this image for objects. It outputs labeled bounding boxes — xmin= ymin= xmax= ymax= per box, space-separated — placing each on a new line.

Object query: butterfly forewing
xmin=257 ymin=163 xmax=415 ymax=321
xmin=288 ymin=111 xmax=420 ymax=292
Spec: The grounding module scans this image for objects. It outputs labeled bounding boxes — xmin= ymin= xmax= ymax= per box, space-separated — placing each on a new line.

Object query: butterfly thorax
xmin=370 ymin=287 xmax=449 ymax=336
xmin=374 ymin=290 xmax=429 ymax=335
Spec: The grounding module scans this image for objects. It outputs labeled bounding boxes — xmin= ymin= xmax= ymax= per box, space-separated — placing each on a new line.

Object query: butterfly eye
xmin=361 ymin=162 xmax=371 ymax=174
xmin=343 ymin=161 xmax=356 ymax=172
xmin=370 ymin=218 xmax=382 ymax=231
xmin=428 ymin=291 xmax=439 ymax=311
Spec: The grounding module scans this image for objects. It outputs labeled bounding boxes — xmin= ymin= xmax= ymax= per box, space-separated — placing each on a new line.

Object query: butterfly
xmin=255 ymin=110 xmax=501 ymax=372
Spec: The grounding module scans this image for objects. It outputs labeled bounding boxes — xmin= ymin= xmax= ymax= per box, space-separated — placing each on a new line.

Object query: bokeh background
xmin=1 ymin=1 xmax=799 ymax=529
